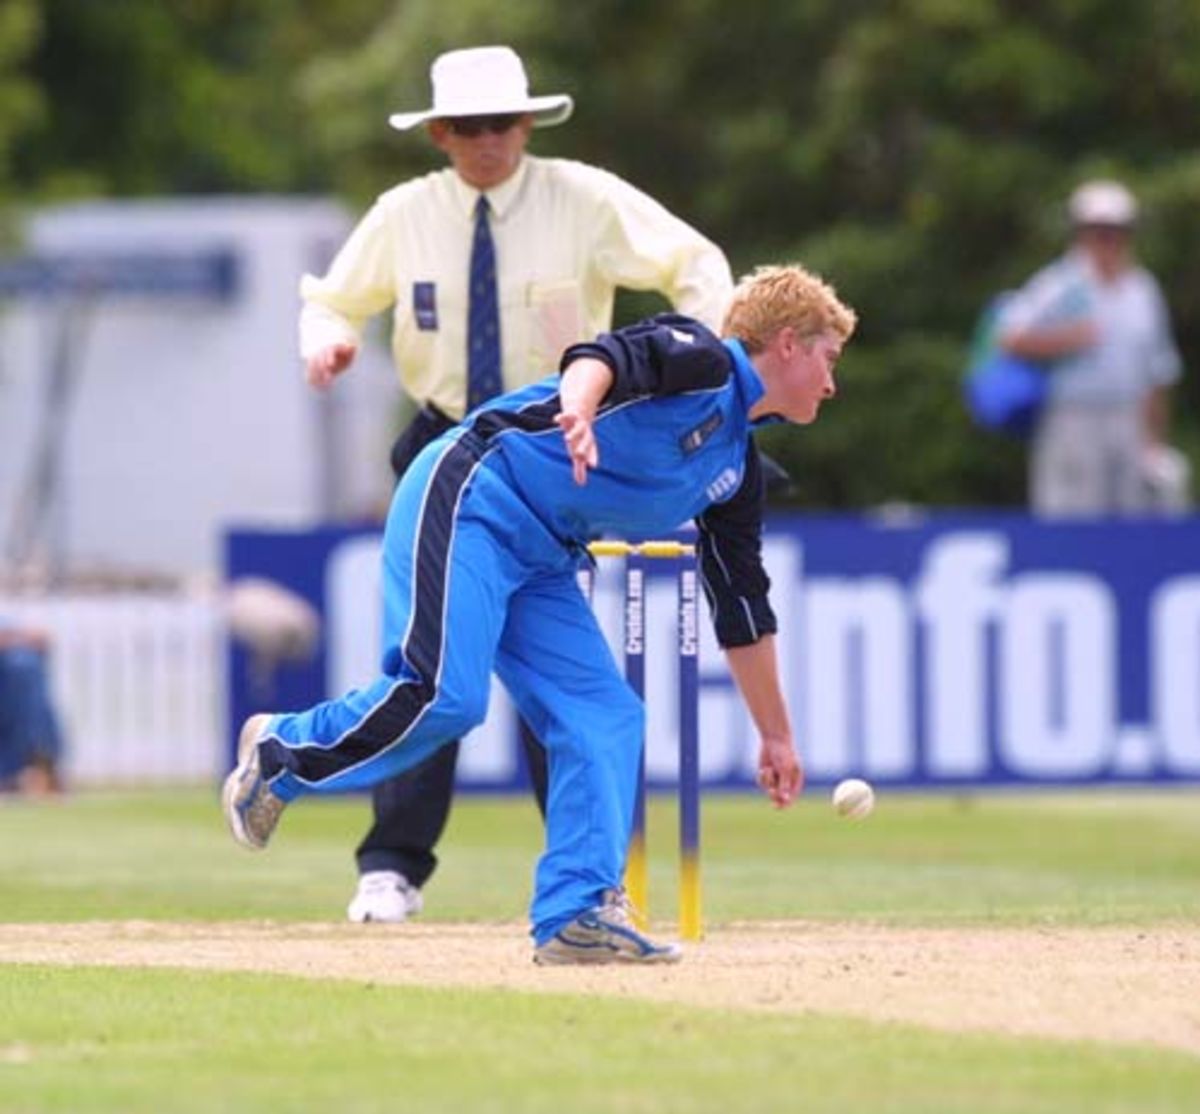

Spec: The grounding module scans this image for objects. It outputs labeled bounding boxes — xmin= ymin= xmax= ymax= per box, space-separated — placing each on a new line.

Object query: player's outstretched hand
xmin=555 ymin=411 xmax=599 ymax=486
xmin=756 ymin=735 xmax=803 ymax=809
xmin=305 ymin=342 xmax=358 ymax=390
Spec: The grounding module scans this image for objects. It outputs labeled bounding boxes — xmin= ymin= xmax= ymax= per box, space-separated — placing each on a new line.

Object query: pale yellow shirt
xmin=299 ymin=155 xmax=733 ymax=419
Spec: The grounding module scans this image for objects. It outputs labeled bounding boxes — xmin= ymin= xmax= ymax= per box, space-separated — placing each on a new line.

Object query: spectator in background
xmin=0 ymin=621 xmax=65 ymax=795
xmin=998 ymin=179 xmax=1186 ymax=516
xmin=298 ymin=45 xmax=733 ymax=925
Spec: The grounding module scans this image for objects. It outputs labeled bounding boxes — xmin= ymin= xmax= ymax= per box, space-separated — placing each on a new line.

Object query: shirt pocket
xmin=526 ymin=278 xmax=585 ymax=375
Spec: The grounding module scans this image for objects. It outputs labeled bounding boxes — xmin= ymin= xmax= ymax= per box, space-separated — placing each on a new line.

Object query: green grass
xmin=2 ymin=966 xmax=1198 ymax=1114
xmin=1 ymin=787 xmax=1198 ymax=924
xmin=1 ymin=787 xmax=1199 ymax=1112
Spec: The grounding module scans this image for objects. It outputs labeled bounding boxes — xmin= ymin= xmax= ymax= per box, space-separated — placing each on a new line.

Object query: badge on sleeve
xmin=413 ymin=282 xmax=438 ymax=331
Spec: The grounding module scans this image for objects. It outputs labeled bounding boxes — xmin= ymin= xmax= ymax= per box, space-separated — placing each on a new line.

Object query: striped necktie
xmin=467 ymin=195 xmax=502 ymax=410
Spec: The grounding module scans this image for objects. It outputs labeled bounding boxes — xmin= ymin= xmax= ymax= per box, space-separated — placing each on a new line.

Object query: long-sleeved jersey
xmin=456 ymin=313 xmax=779 ymax=648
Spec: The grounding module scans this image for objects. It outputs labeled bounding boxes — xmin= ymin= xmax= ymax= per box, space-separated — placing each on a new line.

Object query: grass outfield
xmin=1 ymin=787 xmax=1199 ymax=1112
xmin=2 ymin=787 xmax=1197 ymax=924
xmin=3 ymin=966 xmax=1197 ymax=1114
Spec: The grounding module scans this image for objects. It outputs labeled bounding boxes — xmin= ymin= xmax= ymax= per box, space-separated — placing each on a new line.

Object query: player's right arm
xmin=694 ymin=445 xmax=800 ymax=806
xmin=724 ymin=636 xmax=803 ymax=808
xmin=695 ymin=444 xmax=775 ymax=646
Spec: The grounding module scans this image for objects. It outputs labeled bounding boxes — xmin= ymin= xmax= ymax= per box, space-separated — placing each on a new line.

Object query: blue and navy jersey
xmin=455 ymin=314 xmax=778 ymax=647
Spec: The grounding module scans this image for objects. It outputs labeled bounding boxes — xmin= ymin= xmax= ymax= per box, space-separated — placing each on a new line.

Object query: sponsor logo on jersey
xmin=706 ymin=467 xmax=741 ymax=501
xmin=679 ymin=411 xmax=724 ymax=455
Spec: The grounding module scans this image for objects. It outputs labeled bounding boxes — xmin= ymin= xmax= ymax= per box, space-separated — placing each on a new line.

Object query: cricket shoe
xmin=222 ymin=713 xmax=286 ymax=850
xmin=347 ymin=870 xmax=425 ymax=924
xmin=533 ymin=887 xmax=683 ymax=965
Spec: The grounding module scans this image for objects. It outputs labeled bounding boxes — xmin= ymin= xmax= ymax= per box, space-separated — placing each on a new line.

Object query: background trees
xmin=7 ymin=0 xmax=1200 ymax=509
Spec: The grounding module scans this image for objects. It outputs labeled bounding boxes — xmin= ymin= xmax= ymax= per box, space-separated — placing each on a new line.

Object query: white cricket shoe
xmin=347 ymin=870 xmax=424 ymax=924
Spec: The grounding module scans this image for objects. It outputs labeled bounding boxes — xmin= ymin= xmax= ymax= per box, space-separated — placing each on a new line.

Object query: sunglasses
xmin=445 ymin=113 xmax=523 ymax=138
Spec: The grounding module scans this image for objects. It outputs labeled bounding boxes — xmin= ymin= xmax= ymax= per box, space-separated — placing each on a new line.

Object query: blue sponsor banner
xmin=226 ymin=512 xmax=1200 ymax=791
xmin=0 ymin=249 xmax=240 ymax=300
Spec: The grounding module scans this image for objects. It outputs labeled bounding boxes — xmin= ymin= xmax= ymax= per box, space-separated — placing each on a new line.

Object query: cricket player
xmin=224 ymin=263 xmax=856 ymax=964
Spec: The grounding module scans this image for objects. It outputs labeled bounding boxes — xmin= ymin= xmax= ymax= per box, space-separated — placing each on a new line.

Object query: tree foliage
xmin=13 ymin=0 xmax=380 ymax=195
xmin=8 ymin=0 xmax=1200 ymax=508
xmin=0 ymin=0 xmax=41 ymax=238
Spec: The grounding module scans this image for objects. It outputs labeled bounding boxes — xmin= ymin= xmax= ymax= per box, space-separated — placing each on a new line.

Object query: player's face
xmin=429 ymin=113 xmax=534 ymax=191
xmin=779 ymin=331 xmax=841 ymax=424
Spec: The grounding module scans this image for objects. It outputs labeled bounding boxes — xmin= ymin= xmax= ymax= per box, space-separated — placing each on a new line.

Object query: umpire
xmin=298 ymin=45 xmax=732 ymax=923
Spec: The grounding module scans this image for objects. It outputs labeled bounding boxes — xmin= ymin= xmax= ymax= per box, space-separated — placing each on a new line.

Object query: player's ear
xmin=771 ymin=325 xmax=797 ymax=360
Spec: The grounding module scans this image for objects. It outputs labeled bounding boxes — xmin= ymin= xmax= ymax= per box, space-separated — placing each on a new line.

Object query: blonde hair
xmin=722 ymin=264 xmax=857 ymax=353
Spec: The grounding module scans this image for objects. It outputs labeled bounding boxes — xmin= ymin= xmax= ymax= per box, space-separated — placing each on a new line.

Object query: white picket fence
xmin=1 ymin=593 xmax=225 ymax=785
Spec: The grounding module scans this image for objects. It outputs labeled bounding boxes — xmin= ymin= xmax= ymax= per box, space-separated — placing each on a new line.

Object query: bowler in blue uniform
xmin=224 ymin=263 xmax=857 ymax=964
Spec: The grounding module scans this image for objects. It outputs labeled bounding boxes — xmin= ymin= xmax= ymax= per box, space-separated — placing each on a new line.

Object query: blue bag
xmin=962 ymin=294 xmax=1047 ymax=437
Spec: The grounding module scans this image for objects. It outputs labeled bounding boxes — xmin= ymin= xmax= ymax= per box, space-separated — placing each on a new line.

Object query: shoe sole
xmin=347 ymin=902 xmax=423 ymax=925
xmin=222 ymin=713 xmax=273 ymax=850
xmin=534 ymin=942 xmax=683 ymax=966
xmin=534 ymin=950 xmax=683 ymax=966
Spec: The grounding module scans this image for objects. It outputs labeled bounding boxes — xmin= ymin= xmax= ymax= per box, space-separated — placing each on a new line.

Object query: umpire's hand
xmin=306 ymin=342 xmax=358 ymax=390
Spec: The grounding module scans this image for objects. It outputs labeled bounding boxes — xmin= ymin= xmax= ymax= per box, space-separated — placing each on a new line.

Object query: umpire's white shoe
xmin=533 ymin=887 xmax=683 ymax=965
xmin=222 ymin=713 xmax=286 ymax=850
xmin=347 ymin=871 xmax=424 ymax=924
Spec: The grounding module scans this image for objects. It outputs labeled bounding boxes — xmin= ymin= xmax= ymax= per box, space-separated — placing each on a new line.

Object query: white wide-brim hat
xmin=389 ymin=46 xmax=574 ymax=132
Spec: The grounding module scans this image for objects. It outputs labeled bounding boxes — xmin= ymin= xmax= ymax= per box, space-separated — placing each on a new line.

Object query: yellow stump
xmin=679 ymin=853 xmax=703 ymax=941
xmin=624 ymin=834 xmax=649 ymax=930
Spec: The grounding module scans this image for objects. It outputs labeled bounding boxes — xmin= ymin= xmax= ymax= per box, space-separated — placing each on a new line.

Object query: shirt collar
xmin=723 ymin=337 xmax=783 ymax=425
xmin=451 ymin=156 xmax=530 ymax=222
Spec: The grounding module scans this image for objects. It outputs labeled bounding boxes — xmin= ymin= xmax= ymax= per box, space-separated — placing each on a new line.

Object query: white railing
xmin=1 ymin=593 xmax=225 ymax=785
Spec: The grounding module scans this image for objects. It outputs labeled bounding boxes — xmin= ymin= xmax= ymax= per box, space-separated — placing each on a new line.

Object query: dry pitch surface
xmin=2 ymin=920 xmax=1197 ymax=1054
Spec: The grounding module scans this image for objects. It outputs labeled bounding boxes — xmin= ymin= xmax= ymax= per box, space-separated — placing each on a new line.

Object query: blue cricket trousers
xmin=257 ymin=431 xmax=644 ymax=943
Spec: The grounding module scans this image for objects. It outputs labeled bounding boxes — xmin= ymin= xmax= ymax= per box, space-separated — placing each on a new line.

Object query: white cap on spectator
xmin=1068 ymin=180 xmax=1139 ymax=227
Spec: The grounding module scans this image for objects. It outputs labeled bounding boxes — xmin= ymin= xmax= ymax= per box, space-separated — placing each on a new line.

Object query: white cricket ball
xmin=832 ymin=778 xmax=875 ymax=820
